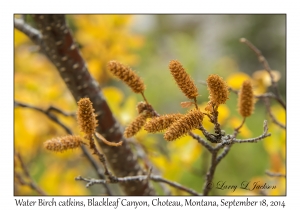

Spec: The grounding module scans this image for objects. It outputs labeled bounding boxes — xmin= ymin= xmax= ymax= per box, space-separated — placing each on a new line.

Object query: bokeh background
xmin=14 ymin=14 xmax=286 ymax=195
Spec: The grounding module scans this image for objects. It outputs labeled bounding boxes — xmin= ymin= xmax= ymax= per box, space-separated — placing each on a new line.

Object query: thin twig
xmin=189 ymin=132 xmax=214 ymax=153
xmin=233 ymin=117 xmax=246 ymax=138
xmin=194 ymin=98 xmax=198 ymax=109
xmin=75 ymin=174 xmax=201 ymax=196
xmin=141 ymin=92 xmax=149 ymax=104
xmin=14 ymin=101 xmax=75 ymax=134
xmin=15 ymin=152 xmax=47 ymax=195
xmin=228 ymin=86 xmax=239 ymax=94
xmin=198 ymin=124 xmax=219 ymax=143
xmin=14 ymin=18 xmax=42 ymax=45
xmin=94 ymin=132 xmax=123 ymax=147
xmin=255 ymin=92 xmax=277 ymax=99
xmin=80 ymin=145 xmax=113 ymax=195
xmin=202 ymin=152 xmax=217 ymax=196
xmin=46 ymin=106 xmax=76 ymax=117
xmin=264 ymin=98 xmax=286 ymax=129
xmin=151 ymin=175 xmax=201 ymax=196
xmin=216 ymin=145 xmax=232 ymax=164
xmin=265 ymin=170 xmax=286 ymax=178
xmin=232 ymin=132 xmax=271 ymax=144
xmin=86 ymin=135 xmax=117 ymax=182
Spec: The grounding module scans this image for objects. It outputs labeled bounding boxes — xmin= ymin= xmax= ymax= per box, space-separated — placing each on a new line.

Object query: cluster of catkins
xmin=44 ymin=98 xmax=99 ymax=152
xmin=108 ymin=59 xmax=255 ymax=142
xmin=44 ymin=59 xmax=255 ymax=151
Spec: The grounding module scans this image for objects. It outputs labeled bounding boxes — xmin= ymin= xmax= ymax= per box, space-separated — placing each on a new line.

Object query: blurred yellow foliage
xmin=252 ymin=70 xmax=281 ymax=94
xmin=229 ymin=117 xmax=252 ymax=138
xmin=226 ymin=69 xmax=281 ymax=95
xmin=226 ymin=72 xmax=252 ymax=90
xmin=72 ymin=15 xmax=144 ymax=84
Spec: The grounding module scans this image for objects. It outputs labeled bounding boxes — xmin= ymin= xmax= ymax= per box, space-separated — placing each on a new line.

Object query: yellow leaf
xmin=14 ymin=29 xmax=30 ymax=47
xmin=120 ymin=95 xmax=137 ymax=124
xmin=252 ymin=70 xmax=281 ymax=87
xmin=229 ymin=117 xmax=252 ymax=138
xmin=102 ymin=86 xmax=124 ymax=117
xmin=252 ymin=70 xmax=281 ymax=95
xmin=226 ymin=72 xmax=251 ymax=90
xmin=218 ymin=104 xmax=230 ymax=125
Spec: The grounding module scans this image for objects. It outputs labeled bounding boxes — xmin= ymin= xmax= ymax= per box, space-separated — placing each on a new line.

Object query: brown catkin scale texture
xmin=238 ymin=80 xmax=255 ymax=117
xmin=144 ymin=113 xmax=183 ymax=133
xmin=124 ymin=111 xmax=152 ymax=138
xmin=169 ymin=60 xmax=198 ymax=99
xmin=206 ymin=74 xmax=229 ymax=106
xmin=108 ymin=60 xmax=145 ymax=94
xmin=77 ymin=98 xmax=98 ymax=135
xmin=44 ymin=135 xmax=84 ymax=152
xmin=164 ymin=109 xmax=204 ymax=141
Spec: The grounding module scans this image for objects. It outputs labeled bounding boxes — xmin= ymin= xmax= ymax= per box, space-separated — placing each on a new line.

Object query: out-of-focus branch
xmin=263 ymin=97 xmax=286 ymax=129
xmin=216 ymin=145 xmax=231 ymax=164
xmin=14 ymin=151 xmax=47 ymax=195
xmin=14 ymin=101 xmax=75 ymax=134
xmin=202 ymin=152 xmax=217 ymax=196
xmin=265 ymin=170 xmax=286 ymax=178
xmin=189 ymin=132 xmax=214 ymax=153
xmin=85 ymin=135 xmax=117 ymax=183
xmin=240 ymin=38 xmax=286 ymax=110
xmin=14 ymin=18 xmax=41 ymax=45
xmin=75 ymin=174 xmax=201 ymax=196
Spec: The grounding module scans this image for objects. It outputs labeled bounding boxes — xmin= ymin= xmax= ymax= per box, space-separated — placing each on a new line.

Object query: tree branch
xmin=75 ymin=174 xmax=201 ymax=196
xmin=265 ymin=170 xmax=286 ymax=178
xmin=14 ymin=151 xmax=47 ymax=195
xmin=14 ymin=101 xmax=74 ymax=134
xmin=263 ymin=97 xmax=286 ymax=129
xmin=14 ymin=18 xmax=42 ymax=45
xmin=189 ymin=132 xmax=214 ymax=153
xmin=216 ymin=145 xmax=231 ymax=164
